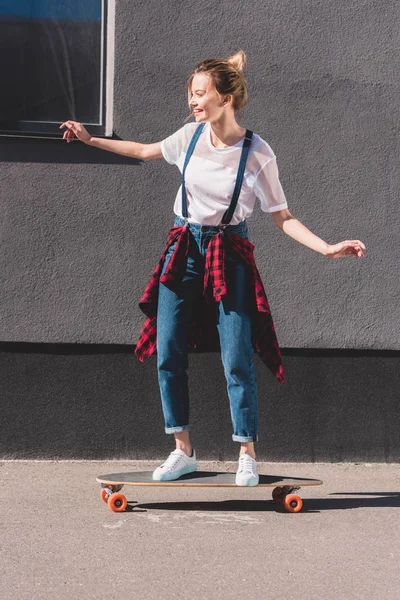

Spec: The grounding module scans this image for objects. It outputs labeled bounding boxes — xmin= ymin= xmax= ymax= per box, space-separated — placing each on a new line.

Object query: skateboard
xmin=96 ymin=471 xmax=323 ymax=513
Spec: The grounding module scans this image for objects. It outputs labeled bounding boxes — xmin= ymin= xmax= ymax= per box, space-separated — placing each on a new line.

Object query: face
xmin=189 ymin=73 xmax=227 ymax=123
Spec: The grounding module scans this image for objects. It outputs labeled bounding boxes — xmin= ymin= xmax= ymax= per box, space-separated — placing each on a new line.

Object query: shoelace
xmin=161 ymin=450 xmax=187 ymax=471
xmin=238 ymin=455 xmax=257 ymax=475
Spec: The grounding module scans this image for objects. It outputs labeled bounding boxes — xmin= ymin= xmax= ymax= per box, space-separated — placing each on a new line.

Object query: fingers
xmin=60 ymin=120 xmax=81 ymax=142
xmin=348 ymin=244 xmax=365 ymax=258
xmin=60 ymin=121 xmax=78 ymax=131
xmin=62 ymin=128 xmax=75 ymax=143
xmin=344 ymin=240 xmax=366 ymax=250
xmin=344 ymin=244 xmax=364 ymax=258
xmin=329 ymin=240 xmax=366 ymax=259
xmin=340 ymin=240 xmax=366 ymax=258
xmin=60 ymin=120 xmax=78 ymax=129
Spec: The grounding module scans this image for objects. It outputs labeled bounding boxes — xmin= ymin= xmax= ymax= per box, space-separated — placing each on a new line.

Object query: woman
xmin=60 ymin=50 xmax=365 ymax=486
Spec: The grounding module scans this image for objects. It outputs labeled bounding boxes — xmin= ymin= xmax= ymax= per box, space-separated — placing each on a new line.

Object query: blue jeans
xmin=156 ymin=216 xmax=259 ymax=443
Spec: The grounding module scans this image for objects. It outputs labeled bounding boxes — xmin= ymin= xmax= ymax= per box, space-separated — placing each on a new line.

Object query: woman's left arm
xmin=272 ymin=209 xmax=366 ymax=259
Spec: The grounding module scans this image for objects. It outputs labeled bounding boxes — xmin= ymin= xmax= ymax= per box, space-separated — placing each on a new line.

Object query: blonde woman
xmin=61 ymin=50 xmax=365 ymax=486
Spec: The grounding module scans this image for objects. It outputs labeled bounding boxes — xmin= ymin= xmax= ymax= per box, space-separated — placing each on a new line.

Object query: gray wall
xmin=1 ymin=0 xmax=398 ymax=349
xmin=1 ymin=1 xmax=399 ymax=460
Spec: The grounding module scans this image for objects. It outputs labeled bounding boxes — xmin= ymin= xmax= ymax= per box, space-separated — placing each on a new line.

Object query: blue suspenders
xmin=181 ymin=123 xmax=253 ymax=225
xmin=181 ymin=123 xmax=205 ymax=219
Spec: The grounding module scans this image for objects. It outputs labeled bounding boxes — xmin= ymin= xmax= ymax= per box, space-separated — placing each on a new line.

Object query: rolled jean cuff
xmin=232 ymin=434 xmax=259 ymax=443
xmin=165 ymin=425 xmax=191 ymax=434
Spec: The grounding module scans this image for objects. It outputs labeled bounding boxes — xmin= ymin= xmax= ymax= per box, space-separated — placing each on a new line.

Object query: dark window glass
xmin=0 ymin=0 xmax=108 ymax=136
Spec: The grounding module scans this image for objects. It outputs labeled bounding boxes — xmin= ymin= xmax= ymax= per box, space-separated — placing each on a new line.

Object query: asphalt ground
xmin=1 ymin=461 xmax=399 ymax=600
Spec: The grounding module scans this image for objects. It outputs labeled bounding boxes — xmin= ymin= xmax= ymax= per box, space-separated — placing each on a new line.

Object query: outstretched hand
xmin=59 ymin=120 xmax=91 ymax=144
xmin=325 ymin=240 xmax=366 ymax=259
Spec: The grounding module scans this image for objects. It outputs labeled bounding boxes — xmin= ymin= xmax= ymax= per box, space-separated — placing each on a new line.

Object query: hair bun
xmin=227 ymin=49 xmax=247 ymax=72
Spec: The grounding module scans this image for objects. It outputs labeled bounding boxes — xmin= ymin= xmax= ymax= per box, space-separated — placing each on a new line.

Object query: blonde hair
xmin=186 ymin=50 xmax=248 ymax=112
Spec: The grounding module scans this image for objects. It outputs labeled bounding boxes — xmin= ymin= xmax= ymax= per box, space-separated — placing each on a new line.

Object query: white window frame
xmin=0 ymin=0 xmax=115 ymax=139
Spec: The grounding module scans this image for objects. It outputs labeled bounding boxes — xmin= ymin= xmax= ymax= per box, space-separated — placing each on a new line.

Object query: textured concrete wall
xmin=1 ymin=0 xmax=398 ymax=350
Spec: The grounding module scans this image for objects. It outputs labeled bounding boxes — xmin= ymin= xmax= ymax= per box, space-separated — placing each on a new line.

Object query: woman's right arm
xmin=59 ymin=120 xmax=163 ymax=161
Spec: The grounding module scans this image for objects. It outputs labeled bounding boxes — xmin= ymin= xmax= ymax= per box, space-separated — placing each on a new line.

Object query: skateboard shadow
xmin=126 ymin=492 xmax=400 ymax=514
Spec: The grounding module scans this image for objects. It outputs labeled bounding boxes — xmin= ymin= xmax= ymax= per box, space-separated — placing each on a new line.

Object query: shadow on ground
xmin=119 ymin=492 xmax=400 ymax=514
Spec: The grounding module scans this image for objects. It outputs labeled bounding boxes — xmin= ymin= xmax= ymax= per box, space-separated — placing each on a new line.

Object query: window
xmin=0 ymin=0 xmax=115 ymax=138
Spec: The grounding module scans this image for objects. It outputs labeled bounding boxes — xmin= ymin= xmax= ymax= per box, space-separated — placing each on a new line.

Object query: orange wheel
xmin=108 ymin=493 xmax=127 ymax=512
xmin=100 ymin=489 xmax=109 ymax=503
xmin=272 ymin=487 xmax=284 ymax=504
xmin=283 ymin=494 xmax=303 ymax=513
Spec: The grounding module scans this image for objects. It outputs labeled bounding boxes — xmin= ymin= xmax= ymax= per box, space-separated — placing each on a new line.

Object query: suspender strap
xmin=181 ymin=124 xmax=253 ymax=225
xmin=221 ymin=130 xmax=253 ymax=225
xmin=181 ymin=123 xmax=205 ymax=218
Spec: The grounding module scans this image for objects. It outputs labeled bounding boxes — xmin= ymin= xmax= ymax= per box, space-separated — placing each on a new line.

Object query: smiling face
xmin=188 ymin=72 xmax=228 ymax=123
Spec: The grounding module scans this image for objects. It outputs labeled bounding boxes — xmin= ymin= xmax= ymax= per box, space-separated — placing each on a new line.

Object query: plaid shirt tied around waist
xmin=134 ymin=225 xmax=285 ymax=385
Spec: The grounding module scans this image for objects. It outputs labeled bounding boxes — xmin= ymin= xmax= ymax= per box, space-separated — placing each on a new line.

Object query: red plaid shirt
xmin=135 ymin=225 xmax=285 ymax=384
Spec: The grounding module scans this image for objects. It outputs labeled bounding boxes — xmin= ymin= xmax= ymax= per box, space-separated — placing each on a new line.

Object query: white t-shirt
xmin=160 ymin=121 xmax=288 ymax=226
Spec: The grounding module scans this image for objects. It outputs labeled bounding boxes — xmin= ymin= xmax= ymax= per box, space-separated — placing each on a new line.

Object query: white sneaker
xmin=152 ymin=448 xmax=198 ymax=481
xmin=235 ymin=454 xmax=259 ymax=486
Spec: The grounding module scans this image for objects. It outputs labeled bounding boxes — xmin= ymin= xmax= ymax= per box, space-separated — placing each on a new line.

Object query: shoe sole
xmin=152 ymin=463 xmax=198 ymax=481
xmin=235 ymin=477 xmax=259 ymax=487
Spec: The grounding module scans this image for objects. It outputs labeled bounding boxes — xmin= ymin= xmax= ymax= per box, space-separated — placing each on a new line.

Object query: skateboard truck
xmin=271 ymin=486 xmax=303 ymax=512
xmin=101 ymin=484 xmax=127 ymax=511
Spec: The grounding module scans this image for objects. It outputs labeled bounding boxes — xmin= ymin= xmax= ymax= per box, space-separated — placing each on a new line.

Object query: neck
xmin=208 ymin=115 xmax=246 ymax=148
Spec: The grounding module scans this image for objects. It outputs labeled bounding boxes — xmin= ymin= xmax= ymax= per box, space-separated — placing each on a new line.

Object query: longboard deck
xmin=96 ymin=471 xmax=323 ymax=487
